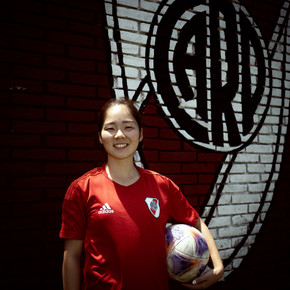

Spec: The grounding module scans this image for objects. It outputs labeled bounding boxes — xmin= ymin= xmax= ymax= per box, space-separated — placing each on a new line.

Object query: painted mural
xmin=103 ymin=0 xmax=290 ymax=279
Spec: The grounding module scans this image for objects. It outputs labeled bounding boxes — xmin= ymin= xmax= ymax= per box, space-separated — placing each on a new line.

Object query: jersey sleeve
xmin=59 ymin=182 xmax=87 ymax=240
xmin=166 ymin=178 xmax=199 ymax=226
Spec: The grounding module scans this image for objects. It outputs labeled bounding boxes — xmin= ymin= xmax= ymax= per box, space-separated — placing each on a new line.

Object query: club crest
xmin=145 ymin=197 xmax=160 ymax=218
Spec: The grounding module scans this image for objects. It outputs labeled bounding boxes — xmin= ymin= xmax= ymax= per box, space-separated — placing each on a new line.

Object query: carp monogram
xmin=103 ymin=0 xmax=290 ymax=278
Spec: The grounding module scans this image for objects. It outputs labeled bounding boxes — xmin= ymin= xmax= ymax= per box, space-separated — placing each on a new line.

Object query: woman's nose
xmin=115 ymin=129 xmax=125 ymax=138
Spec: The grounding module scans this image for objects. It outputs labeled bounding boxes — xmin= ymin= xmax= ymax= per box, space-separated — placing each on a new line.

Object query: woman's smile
xmin=114 ymin=143 xmax=128 ymax=149
xmin=99 ymin=104 xmax=143 ymax=162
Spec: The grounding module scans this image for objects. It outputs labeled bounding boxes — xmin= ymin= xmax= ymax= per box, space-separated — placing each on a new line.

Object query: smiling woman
xmin=99 ymin=104 xmax=143 ymax=163
xmin=59 ymin=97 xmax=223 ymax=290
xmin=97 ymin=98 xmax=143 ymax=185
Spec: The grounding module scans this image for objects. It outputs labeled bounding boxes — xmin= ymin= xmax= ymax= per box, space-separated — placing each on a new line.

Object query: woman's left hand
xmin=181 ymin=267 xmax=224 ymax=289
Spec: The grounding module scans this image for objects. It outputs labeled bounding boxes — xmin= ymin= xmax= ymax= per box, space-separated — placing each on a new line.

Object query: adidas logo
xmin=98 ymin=203 xmax=114 ymax=214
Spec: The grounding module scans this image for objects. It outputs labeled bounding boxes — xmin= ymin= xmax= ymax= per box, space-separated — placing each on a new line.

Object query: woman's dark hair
xmin=97 ymin=97 xmax=142 ymax=133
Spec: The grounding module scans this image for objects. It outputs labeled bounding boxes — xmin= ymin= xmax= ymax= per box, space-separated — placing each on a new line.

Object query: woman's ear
xmin=98 ymin=133 xmax=103 ymax=144
xmin=139 ymin=128 xmax=143 ymax=142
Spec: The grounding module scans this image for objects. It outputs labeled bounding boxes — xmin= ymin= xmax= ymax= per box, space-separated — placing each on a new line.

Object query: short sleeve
xmin=59 ymin=182 xmax=86 ymax=240
xmin=167 ymin=179 xmax=199 ymax=226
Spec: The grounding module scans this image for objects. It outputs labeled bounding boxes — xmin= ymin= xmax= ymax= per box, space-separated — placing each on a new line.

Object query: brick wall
xmin=0 ymin=0 xmax=289 ymax=289
xmin=0 ymin=0 xmax=111 ymax=288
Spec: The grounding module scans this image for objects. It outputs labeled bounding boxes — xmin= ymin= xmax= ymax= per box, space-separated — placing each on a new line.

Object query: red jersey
xmin=60 ymin=164 xmax=199 ymax=290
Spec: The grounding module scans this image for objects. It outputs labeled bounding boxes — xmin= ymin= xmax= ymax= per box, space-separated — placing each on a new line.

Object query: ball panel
xmin=165 ymin=224 xmax=209 ymax=282
xmin=172 ymin=236 xmax=196 ymax=256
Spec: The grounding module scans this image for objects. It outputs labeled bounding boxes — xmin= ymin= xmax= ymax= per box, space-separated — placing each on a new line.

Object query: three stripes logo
xmin=98 ymin=203 xmax=114 ymax=214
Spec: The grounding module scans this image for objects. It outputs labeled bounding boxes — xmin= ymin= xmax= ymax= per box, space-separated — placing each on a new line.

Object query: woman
xmin=60 ymin=98 xmax=224 ymax=290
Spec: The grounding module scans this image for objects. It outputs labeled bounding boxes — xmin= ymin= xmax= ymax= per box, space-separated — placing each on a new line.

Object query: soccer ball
xmin=165 ymin=224 xmax=209 ymax=282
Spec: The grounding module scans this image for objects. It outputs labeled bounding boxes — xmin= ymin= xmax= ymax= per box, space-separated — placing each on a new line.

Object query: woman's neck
xmin=105 ymin=159 xmax=140 ymax=186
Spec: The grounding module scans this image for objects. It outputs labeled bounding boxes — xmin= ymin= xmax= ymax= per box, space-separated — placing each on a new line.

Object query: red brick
xmin=6 ymin=245 xmax=43 ymax=260
xmin=68 ymin=122 xmax=98 ymax=134
xmin=0 ymin=62 xmax=9 ymax=75
xmin=198 ymin=174 xmax=217 ymax=184
xmin=47 ymin=55 xmax=95 ymax=71
xmin=45 ymin=188 xmax=65 ymax=199
xmin=47 ymin=31 xmax=94 ymax=47
xmin=143 ymin=150 xmax=159 ymax=162
xmin=198 ymin=195 xmax=207 ymax=206
xmin=166 ymin=174 xmax=198 ymax=185
xmin=143 ymin=115 xmax=167 ymax=127
xmin=14 ymin=65 xmax=65 ymax=81
xmin=186 ymin=196 xmax=200 ymax=208
xmin=69 ymin=0 xmax=104 ymax=13
xmin=68 ymin=149 xmax=105 ymax=161
xmin=47 ymin=82 xmax=97 ymax=98
xmin=160 ymin=128 xmax=179 ymax=139
xmin=0 ymin=161 xmax=41 ymax=174
xmin=142 ymin=127 xmax=158 ymax=138
xmin=42 ymin=229 xmax=61 ymax=243
xmin=197 ymin=152 xmax=224 ymax=162
xmin=0 ymin=7 xmax=9 ymax=20
xmin=1 ymin=216 xmax=42 ymax=231
xmin=0 ymin=204 xmax=11 ymax=217
xmin=67 ymin=97 xmax=104 ymax=110
xmin=0 ymin=120 xmax=9 ymax=132
xmin=160 ymin=151 xmax=197 ymax=162
xmin=96 ymin=88 xmax=112 ymax=100
xmin=1 ymin=106 xmax=44 ymax=120
xmin=0 ymin=134 xmax=41 ymax=146
xmin=143 ymin=101 xmax=158 ymax=114
xmin=69 ymin=72 xmax=109 ymax=86
xmin=1 ymin=0 xmax=43 ymax=13
xmin=0 ymin=147 xmax=9 ymax=159
xmin=44 ymin=215 xmax=62 ymax=230
xmin=146 ymin=162 xmax=181 ymax=174
xmin=183 ymin=184 xmax=211 ymax=196
xmin=1 ymin=21 xmax=44 ymax=39
xmin=12 ymin=148 xmax=66 ymax=160
xmin=182 ymin=142 xmax=199 ymax=151
xmin=182 ymin=162 xmax=218 ymax=173
xmin=46 ymin=3 xmax=95 ymax=23
xmin=46 ymin=135 xmax=95 ymax=148
xmin=13 ymin=121 xmax=66 ymax=134
xmin=0 ymin=35 xmax=9 ymax=48
xmin=1 ymin=78 xmax=44 ymax=93
xmin=0 ymin=49 xmax=43 ymax=66
xmin=46 ymin=108 xmax=95 ymax=122
xmin=0 ymin=91 xmax=9 ymax=104
xmin=12 ymin=93 xmax=65 ymax=107
xmin=45 ymin=162 xmax=94 ymax=175
xmin=13 ymin=201 xmax=62 ymax=216
xmin=143 ymin=139 xmax=181 ymax=150
xmin=97 ymin=62 xmax=109 ymax=74
xmin=2 ymin=189 xmax=42 ymax=203
xmin=10 ymin=257 xmax=44 ymax=276
xmin=12 ymin=176 xmax=66 ymax=188
xmin=69 ymin=21 xmax=102 ymax=36
xmin=12 ymin=37 xmax=65 ymax=55
xmin=69 ymin=46 xmax=106 ymax=60
xmin=12 ymin=10 xmax=65 ymax=30
xmin=96 ymin=37 xmax=106 ymax=50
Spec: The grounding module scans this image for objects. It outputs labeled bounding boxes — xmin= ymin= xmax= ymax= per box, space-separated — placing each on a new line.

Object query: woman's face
xmin=99 ymin=104 xmax=143 ymax=162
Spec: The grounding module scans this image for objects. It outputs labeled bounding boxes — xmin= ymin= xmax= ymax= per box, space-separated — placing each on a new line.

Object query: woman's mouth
xmin=114 ymin=143 xmax=127 ymax=148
